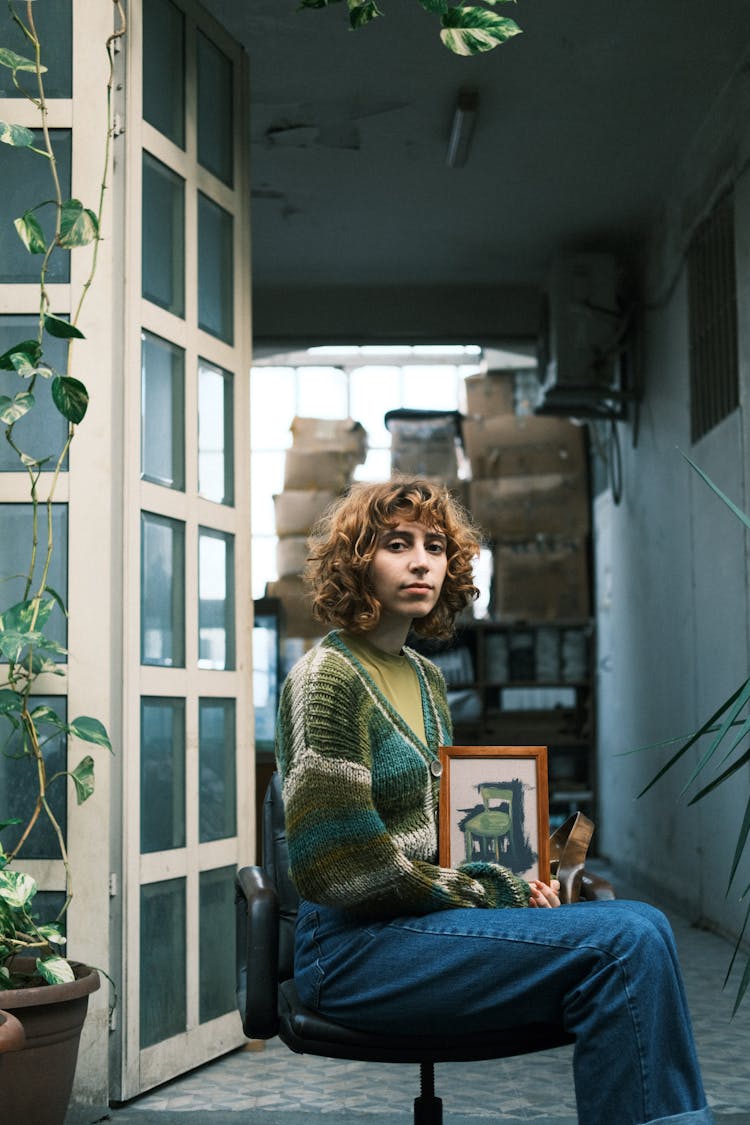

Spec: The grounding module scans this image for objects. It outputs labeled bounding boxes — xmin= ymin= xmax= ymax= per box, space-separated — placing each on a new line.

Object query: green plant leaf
xmin=51 ymin=375 xmax=88 ymax=423
xmin=69 ymin=716 xmax=112 ymax=753
xmin=0 ymin=868 xmax=36 ymax=910
xmin=44 ymin=585 xmax=68 ymax=618
xmin=0 ymin=391 xmax=34 ymax=425
xmin=297 ymin=0 xmax=344 ymax=8
xmin=679 ymin=677 xmax=750 ymax=795
xmin=688 ymin=746 xmax=750 ymax=806
xmin=29 ymin=703 xmax=67 ymax=728
xmin=58 ymin=199 xmax=99 ymax=248
xmin=0 ymin=689 xmax=23 ymax=715
xmin=43 ymin=314 xmax=85 ymax=340
xmin=0 ymin=121 xmax=34 ymax=147
xmin=440 ymin=6 xmax=521 ymax=54
xmin=37 ymin=923 xmax=66 ymax=946
xmin=0 ymin=339 xmax=41 ymax=370
xmin=36 ymin=955 xmax=75 ymax=985
xmin=1 ymin=598 xmax=56 ymax=633
xmin=71 ymin=755 xmax=95 ymax=804
xmin=347 ymin=0 xmax=381 ymax=28
xmin=0 ymin=47 xmax=45 ymax=74
xmin=418 ymin=0 xmax=449 ymax=12
xmin=14 ymin=210 xmax=47 ymax=254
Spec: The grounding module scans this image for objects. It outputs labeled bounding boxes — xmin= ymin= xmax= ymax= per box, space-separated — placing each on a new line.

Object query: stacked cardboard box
xmin=462 ymin=372 xmax=590 ymax=622
xmin=385 ymin=409 xmax=462 ymax=486
xmin=267 ymin=416 xmax=367 ymax=639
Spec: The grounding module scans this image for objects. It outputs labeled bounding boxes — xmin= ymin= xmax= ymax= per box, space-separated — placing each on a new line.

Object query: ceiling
xmin=202 ymin=0 xmax=750 ymax=334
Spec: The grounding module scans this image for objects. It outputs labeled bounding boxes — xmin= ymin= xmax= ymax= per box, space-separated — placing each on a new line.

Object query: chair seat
xmin=278 ymin=978 xmax=574 ymax=1064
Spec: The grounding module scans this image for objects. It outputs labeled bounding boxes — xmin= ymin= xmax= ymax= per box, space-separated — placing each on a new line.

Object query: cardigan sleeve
xmin=275 ymin=646 xmax=530 ymax=919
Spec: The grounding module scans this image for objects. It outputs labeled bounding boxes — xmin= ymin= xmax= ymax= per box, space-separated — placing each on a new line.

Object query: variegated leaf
xmin=440 ymin=6 xmax=521 ymax=54
xmin=0 ymin=121 xmax=33 ymax=147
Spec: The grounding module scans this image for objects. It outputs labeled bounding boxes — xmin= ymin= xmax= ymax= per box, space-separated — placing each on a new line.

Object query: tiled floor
xmin=110 ymin=873 xmax=750 ymax=1123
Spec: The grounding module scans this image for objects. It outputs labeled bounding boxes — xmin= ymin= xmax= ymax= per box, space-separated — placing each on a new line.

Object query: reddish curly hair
xmin=305 ymin=477 xmax=482 ymax=639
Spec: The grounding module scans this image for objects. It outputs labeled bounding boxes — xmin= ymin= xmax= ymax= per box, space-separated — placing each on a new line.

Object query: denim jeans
xmin=294 ymin=897 xmax=712 ymax=1125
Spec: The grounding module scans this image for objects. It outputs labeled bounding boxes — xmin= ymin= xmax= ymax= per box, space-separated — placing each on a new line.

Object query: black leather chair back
xmin=262 ymin=771 xmax=299 ymax=982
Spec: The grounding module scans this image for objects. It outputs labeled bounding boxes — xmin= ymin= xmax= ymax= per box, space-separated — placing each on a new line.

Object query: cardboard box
xmin=469 ymin=475 xmax=590 ymax=538
xmin=492 ymin=537 xmax=591 ymax=622
xmin=463 ymin=415 xmax=586 ymax=479
xmin=265 ymin=575 xmax=324 ymax=639
xmin=390 ymin=440 xmax=459 ymax=482
xmin=276 ymin=535 xmax=309 ymax=578
xmin=290 ymin=416 xmax=367 ymax=463
xmin=273 ymin=490 xmax=338 ymax=536
xmin=464 ymin=371 xmax=515 ymax=417
xmin=284 ymin=449 xmax=357 ymax=492
xmin=387 ymin=411 xmax=460 ymax=481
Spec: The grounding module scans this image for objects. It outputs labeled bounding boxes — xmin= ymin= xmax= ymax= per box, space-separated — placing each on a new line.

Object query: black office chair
xmin=236 ymin=773 xmax=578 ymax=1125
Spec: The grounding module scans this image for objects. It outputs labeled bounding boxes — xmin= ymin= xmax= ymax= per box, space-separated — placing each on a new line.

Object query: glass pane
xmin=143 ymin=0 xmax=185 ymax=147
xmin=142 ymin=152 xmax=185 ymax=317
xmin=199 ymin=699 xmax=236 ymax=842
xmin=251 ymin=535 xmax=277 ymax=601
xmin=297 ymin=367 xmax=347 ymax=418
xmin=252 ymin=608 xmax=279 ymax=751
xmin=198 ymin=193 xmax=233 ymax=344
xmin=141 ymin=331 xmax=185 ymax=490
xmin=198 ymin=529 xmax=235 ymax=670
xmin=350 ymin=366 xmax=401 ymax=447
xmin=0 ymin=316 xmax=69 ymax=472
xmin=198 ymin=360 xmax=234 ymax=505
xmin=199 ymin=867 xmax=236 ymax=1022
xmin=140 ymin=878 xmax=186 ymax=1047
xmin=402 ymin=365 xmax=459 ymax=410
xmin=197 ymin=32 xmax=233 ymax=186
xmin=0 ymin=2 xmax=72 ymax=98
xmin=141 ymin=513 xmax=185 ymax=667
xmin=250 ymin=368 xmax=296 ymax=450
xmin=0 ymin=131 xmax=71 ymax=283
xmin=0 ymin=504 xmax=67 ymax=657
xmin=0 ymin=697 xmax=67 ymax=859
xmin=141 ymin=698 xmax=186 ymax=853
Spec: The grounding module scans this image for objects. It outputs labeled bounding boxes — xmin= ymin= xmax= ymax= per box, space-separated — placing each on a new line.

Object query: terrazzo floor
xmin=84 ymin=871 xmax=750 ymax=1124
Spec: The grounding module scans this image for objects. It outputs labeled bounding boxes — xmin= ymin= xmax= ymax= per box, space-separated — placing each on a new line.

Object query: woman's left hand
xmin=528 ymin=879 xmax=561 ymax=908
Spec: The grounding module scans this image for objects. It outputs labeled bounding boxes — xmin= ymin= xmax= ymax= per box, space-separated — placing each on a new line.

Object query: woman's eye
xmin=427 ymin=541 xmax=446 ymax=554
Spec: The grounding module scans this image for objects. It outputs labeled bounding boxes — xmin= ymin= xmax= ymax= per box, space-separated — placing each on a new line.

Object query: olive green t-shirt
xmin=341 ymin=631 xmax=426 ymax=745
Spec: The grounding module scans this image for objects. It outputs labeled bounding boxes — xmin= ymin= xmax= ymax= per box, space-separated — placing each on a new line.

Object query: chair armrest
xmin=235 ymin=865 xmax=281 ymax=1039
xmin=580 ymin=869 xmax=616 ymax=901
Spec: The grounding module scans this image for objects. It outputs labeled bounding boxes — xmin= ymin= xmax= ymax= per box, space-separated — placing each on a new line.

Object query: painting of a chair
xmin=463 ymin=785 xmax=513 ymax=861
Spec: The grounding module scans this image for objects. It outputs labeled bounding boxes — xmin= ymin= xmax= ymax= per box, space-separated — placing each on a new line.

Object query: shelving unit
xmin=413 ymin=619 xmax=597 ymax=833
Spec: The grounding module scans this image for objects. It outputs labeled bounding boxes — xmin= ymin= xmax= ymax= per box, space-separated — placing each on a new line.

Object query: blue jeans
xmin=294 ymin=897 xmax=712 ymax=1125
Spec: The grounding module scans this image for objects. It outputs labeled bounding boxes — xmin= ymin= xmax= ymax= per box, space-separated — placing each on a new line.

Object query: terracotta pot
xmin=0 ymin=1008 xmax=25 ymax=1052
xmin=0 ymin=959 xmax=100 ymax=1125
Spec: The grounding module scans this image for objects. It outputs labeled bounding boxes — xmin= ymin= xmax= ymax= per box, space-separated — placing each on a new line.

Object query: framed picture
xmin=438 ymin=745 xmax=549 ymax=884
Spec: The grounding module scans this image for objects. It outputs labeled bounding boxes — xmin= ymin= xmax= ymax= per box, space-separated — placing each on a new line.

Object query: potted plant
xmin=0 ymin=4 xmax=125 ymax=1121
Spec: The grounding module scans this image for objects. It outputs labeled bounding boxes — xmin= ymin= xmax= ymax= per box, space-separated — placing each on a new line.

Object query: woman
xmin=275 ymin=478 xmax=712 ymax=1125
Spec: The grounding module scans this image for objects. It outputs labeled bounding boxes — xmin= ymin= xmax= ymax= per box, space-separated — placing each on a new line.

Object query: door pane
xmin=197 ymin=193 xmax=233 ymax=344
xmin=0 ymin=130 xmax=71 ymax=283
xmin=0 ymin=504 xmax=67 ymax=658
xmin=0 ymin=2 xmax=71 ymax=98
xmin=0 ymin=316 xmax=69 ymax=472
xmin=0 ymin=697 xmax=67 ymax=858
xmin=140 ymin=878 xmax=186 ymax=1047
xmin=198 ymin=359 xmax=234 ymax=505
xmin=198 ymin=529 xmax=235 ymax=670
xmin=143 ymin=0 xmax=185 ymax=148
xmin=140 ymin=698 xmax=186 ymax=853
xmin=199 ymin=699 xmax=236 ymax=842
xmin=199 ymin=866 xmax=236 ymax=1022
xmin=197 ymin=32 xmax=233 ymax=186
xmin=142 ymin=152 xmax=185 ymax=317
xmin=141 ymin=331 xmax=185 ymax=490
xmin=141 ymin=512 xmax=185 ymax=667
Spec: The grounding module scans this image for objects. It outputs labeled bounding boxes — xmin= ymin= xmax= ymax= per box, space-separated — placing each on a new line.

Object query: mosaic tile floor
xmin=108 ymin=872 xmax=750 ymax=1123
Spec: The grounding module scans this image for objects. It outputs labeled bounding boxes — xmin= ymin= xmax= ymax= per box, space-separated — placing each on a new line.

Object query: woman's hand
xmin=528 ymin=878 xmax=561 ymax=908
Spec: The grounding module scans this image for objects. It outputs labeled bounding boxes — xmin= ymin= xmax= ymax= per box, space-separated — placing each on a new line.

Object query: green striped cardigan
xmin=275 ymin=631 xmax=531 ymax=919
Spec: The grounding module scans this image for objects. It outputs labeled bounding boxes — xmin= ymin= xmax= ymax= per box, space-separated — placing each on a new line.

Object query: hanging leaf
xmin=0 ymin=48 xmax=45 ymax=74
xmin=347 ymin=0 xmax=381 ymax=28
xmin=69 ymin=716 xmax=112 ymax=753
xmin=440 ymin=6 xmax=521 ymax=54
xmin=0 ymin=689 xmax=23 ymax=716
xmin=418 ymin=0 xmax=450 ymax=12
xmin=51 ymin=375 xmax=88 ymax=423
xmin=37 ymin=923 xmax=66 ymax=946
xmin=14 ymin=210 xmax=47 ymax=255
xmin=58 ymin=199 xmax=99 ymax=248
xmin=0 ymin=339 xmax=40 ymax=371
xmin=0 ymin=391 xmax=34 ymax=425
xmin=44 ymin=314 xmax=85 ymax=340
xmin=70 ymin=755 xmax=96 ymax=804
xmin=0 ymin=868 xmax=36 ymax=910
xmin=29 ymin=703 xmax=67 ymax=728
xmin=0 ymin=121 xmax=34 ymax=148
xmin=36 ymin=955 xmax=75 ymax=985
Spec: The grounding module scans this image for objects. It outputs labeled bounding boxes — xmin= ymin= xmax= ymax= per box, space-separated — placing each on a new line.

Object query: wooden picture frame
xmin=438 ymin=745 xmax=549 ymax=884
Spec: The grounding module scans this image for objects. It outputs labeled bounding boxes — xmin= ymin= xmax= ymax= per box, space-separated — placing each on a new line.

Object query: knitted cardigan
xmin=275 ymin=630 xmax=531 ymax=919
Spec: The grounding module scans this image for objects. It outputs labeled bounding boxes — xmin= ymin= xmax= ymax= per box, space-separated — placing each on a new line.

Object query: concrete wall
xmin=594 ymin=55 xmax=750 ymax=943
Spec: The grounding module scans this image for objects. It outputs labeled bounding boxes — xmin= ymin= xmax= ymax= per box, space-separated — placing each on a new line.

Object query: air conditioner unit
xmin=536 ymin=253 xmax=624 ymax=418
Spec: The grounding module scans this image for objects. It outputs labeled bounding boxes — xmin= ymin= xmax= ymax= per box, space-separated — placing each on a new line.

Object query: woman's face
xmin=369 ymin=518 xmax=448 ymax=625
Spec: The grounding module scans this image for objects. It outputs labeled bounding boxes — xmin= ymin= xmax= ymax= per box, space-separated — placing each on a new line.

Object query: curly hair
xmin=305 ymin=477 xmax=482 ymax=639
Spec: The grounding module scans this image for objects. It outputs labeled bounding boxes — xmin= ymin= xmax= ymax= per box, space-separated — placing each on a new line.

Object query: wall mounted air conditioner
xmin=536 ymin=252 xmax=627 ymax=418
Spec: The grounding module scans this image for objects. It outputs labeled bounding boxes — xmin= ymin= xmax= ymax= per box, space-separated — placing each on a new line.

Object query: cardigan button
xmin=429 ymin=760 xmax=443 ymax=778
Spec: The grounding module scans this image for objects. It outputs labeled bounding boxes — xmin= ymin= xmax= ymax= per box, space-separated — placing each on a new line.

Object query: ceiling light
xmin=446 ymin=88 xmax=479 ymax=168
